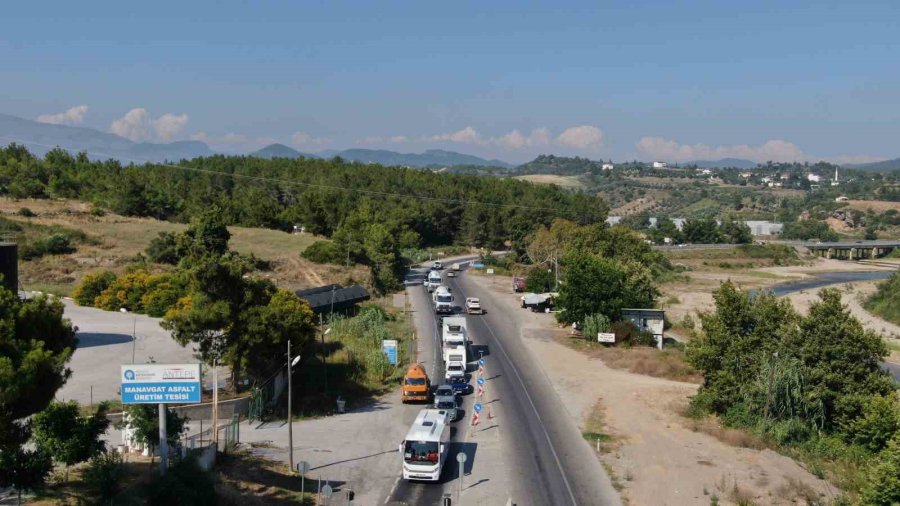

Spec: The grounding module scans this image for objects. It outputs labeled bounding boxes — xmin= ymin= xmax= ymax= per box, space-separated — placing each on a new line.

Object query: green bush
xmin=301 ymin=240 xmax=345 ymax=264
xmin=82 ymin=450 xmax=125 ymax=503
xmin=72 ymin=271 xmax=117 ymax=306
xmin=89 ymin=206 xmax=106 ymax=217
xmin=582 ymin=313 xmax=611 ymax=341
xmin=147 ymin=456 xmax=216 ymax=506
xmin=17 ymin=207 xmax=36 ymax=217
xmin=767 ymin=418 xmax=813 ymax=446
xmin=145 ymin=232 xmax=180 ymax=265
xmin=525 ymin=265 xmax=555 ymax=293
xmin=844 ymin=395 xmax=900 ymax=453
xmin=860 ymin=435 xmax=900 ymax=506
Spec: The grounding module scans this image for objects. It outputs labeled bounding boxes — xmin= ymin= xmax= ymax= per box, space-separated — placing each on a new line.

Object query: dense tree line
xmin=0 ymin=144 xmax=607 ymax=250
xmin=687 ymin=282 xmax=900 ymax=502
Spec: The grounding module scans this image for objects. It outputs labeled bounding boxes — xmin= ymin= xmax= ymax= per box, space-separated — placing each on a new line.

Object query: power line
xmin=0 ymin=136 xmax=601 ymax=217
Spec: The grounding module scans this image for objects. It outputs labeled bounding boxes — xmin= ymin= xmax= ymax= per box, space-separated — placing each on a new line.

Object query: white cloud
xmin=635 ymin=137 xmax=808 ymax=163
xmin=110 ymin=108 xmax=190 ymax=142
xmin=555 ymin=125 xmax=604 ymax=150
xmin=152 ymin=113 xmax=189 ymax=141
xmin=425 ymin=125 xmax=602 ymax=151
xmin=430 ymin=126 xmax=481 ymax=144
xmin=110 ymin=108 xmax=150 ymax=141
xmin=37 ymin=105 xmax=89 ymax=125
xmin=291 ymin=131 xmax=329 ymax=147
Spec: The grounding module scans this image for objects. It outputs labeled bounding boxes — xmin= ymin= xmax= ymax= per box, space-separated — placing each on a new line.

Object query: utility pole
xmin=287 ymin=339 xmax=294 ymax=473
xmin=159 ymin=403 xmax=168 ymax=476
xmin=211 ymin=355 xmax=219 ymax=445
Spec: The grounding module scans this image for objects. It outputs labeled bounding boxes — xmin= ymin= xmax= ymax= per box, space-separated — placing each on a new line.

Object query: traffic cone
xmin=471 ymin=412 xmax=480 ymax=427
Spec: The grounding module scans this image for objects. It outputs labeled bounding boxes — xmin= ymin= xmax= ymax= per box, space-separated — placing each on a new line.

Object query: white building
xmin=807 ymin=173 xmax=821 ymax=183
xmin=699 ymin=168 xmax=712 ymax=175
xmin=602 ymin=163 xmax=614 ymax=171
xmin=652 ymin=161 xmax=668 ymax=169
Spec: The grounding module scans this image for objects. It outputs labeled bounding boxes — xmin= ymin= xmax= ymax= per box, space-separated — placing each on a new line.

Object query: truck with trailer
xmin=400 ymin=409 xmax=451 ymax=481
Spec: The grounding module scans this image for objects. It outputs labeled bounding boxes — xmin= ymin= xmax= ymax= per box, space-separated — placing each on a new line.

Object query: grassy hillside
xmin=0 ymin=198 xmax=361 ymax=295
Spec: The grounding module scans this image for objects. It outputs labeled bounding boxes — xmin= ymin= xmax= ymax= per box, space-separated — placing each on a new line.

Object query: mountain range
xmin=249 ymin=144 xmax=513 ymax=169
xmin=0 ymin=113 xmax=213 ymax=162
xmin=2 ymin=112 xmax=898 ymax=173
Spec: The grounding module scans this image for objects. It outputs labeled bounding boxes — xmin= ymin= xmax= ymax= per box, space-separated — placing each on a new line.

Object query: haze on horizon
xmin=2 ymin=0 xmax=898 ymax=165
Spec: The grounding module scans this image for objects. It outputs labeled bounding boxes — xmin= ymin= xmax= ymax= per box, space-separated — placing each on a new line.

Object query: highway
xmin=446 ymin=270 xmax=621 ymax=506
xmin=390 ymin=261 xmax=620 ymax=505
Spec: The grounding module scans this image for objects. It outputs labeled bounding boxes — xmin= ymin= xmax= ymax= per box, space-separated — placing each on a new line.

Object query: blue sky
xmin=2 ymin=0 xmax=899 ymax=163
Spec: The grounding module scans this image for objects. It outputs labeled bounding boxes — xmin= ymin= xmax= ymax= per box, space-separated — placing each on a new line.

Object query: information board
xmin=382 ymin=339 xmax=399 ymax=365
xmin=121 ymin=364 xmax=202 ymax=404
xmin=598 ymin=332 xmax=616 ymax=343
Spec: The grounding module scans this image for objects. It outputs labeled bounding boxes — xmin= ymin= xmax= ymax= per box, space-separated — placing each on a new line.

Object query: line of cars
xmin=398 ymin=260 xmax=482 ymax=482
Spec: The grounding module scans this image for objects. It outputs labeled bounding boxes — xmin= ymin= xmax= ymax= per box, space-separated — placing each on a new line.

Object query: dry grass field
xmin=0 ymin=198 xmax=368 ymax=295
xmin=514 ymin=174 xmax=586 ymax=189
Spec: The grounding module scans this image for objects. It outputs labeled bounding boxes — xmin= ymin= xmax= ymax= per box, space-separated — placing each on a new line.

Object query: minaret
xmin=835 ymin=167 xmax=838 ymax=183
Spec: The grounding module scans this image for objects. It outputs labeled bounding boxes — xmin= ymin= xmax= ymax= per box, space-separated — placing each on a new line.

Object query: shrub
xmin=145 ymin=232 xmax=180 ymax=265
xmin=17 ymin=207 xmax=36 ymax=217
xmin=610 ymin=320 xmax=640 ymax=345
xmin=301 ymin=240 xmax=345 ymax=264
xmin=147 ymin=456 xmax=216 ymax=506
xmin=73 ymin=271 xmax=117 ymax=306
xmin=89 ymin=206 xmax=106 ymax=217
xmin=82 ymin=450 xmax=125 ymax=503
xmin=843 ymin=395 xmax=900 ymax=453
xmin=525 ymin=265 xmax=555 ymax=293
xmin=582 ymin=313 xmax=611 ymax=341
xmin=860 ymin=435 xmax=900 ymax=505
xmin=140 ymin=275 xmax=183 ymax=317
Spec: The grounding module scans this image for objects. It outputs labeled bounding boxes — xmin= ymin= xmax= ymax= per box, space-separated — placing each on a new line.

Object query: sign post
xmin=382 ymin=339 xmax=399 ymax=365
xmin=597 ymin=332 xmax=616 ymax=344
xmin=121 ymin=364 xmax=202 ymax=476
xmin=456 ymin=452 xmax=467 ymax=502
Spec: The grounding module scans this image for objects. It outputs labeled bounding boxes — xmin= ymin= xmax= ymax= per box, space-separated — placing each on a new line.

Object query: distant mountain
xmin=0 ymin=112 xmax=213 ymax=162
xmin=250 ymin=143 xmax=317 ymax=159
xmin=514 ymin=154 xmax=607 ymax=175
xmin=688 ymin=158 xmax=757 ymax=169
xmin=327 ymin=148 xmax=513 ymax=169
xmin=844 ymin=158 xmax=900 ymax=172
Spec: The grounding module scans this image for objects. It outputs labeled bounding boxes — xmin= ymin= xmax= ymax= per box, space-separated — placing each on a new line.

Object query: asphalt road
xmin=446 ymin=269 xmax=621 ymax=506
xmin=388 ymin=265 xmax=474 ymax=506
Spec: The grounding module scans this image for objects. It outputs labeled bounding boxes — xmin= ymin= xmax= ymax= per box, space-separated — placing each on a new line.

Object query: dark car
xmin=448 ymin=375 xmax=469 ymax=394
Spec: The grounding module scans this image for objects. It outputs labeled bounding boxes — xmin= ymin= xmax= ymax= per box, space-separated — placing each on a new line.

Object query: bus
xmin=400 ymin=409 xmax=451 ymax=481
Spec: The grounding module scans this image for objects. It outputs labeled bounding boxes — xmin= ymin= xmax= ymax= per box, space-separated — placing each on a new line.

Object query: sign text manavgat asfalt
xmin=121 ymin=364 xmax=202 ymax=404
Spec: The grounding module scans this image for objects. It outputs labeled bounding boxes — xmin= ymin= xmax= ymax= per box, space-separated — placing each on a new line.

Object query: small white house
xmin=835 ymin=195 xmax=849 ymax=202
xmin=622 ymin=308 xmax=665 ymax=350
xmin=652 ymin=161 xmax=668 ymax=169
xmin=807 ymin=174 xmax=821 ymax=183
xmin=699 ymin=168 xmax=712 ymax=175
xmin=602 ymin=163 xmax=614 ymax=171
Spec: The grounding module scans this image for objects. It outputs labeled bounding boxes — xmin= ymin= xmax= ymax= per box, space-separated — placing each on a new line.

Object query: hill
xmin=330 ymin=148 xmax=513 ymax=168
xmin=514 ymin=154 xmax=607 ymax=175
xmin=0 ymin=112 xmax=214 ymax=162
xmin=251 ymin=143 xmax=317 ymax=159
xmin=688 ymin=158 xmax=756 ymax=169
xmin=845 ymin=158 xmax=900 ymax=172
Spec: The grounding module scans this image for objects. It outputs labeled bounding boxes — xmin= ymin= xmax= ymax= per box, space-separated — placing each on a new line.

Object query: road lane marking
xmin=452 ymin=276 xmax=579 ymax=506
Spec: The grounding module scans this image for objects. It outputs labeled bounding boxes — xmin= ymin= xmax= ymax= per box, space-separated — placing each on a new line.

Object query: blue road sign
xmin=121 ymin=364 xmax=202 ymax=404
xmin=471 ymin=262 xmax=484 ymax=269
xmin=382 ymin=340 xmax=399 ymax=365
xmin=473 ymin=403 xmax=483 ymax=413
xmin=477 ymin=377 xmax=485 ymax=385
xmin=478 ymin=358 xmax=485 ymax=366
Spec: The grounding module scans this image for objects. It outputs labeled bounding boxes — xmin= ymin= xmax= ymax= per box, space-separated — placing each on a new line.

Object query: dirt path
xmin=468 ymin=273 xmax=838 ymax=506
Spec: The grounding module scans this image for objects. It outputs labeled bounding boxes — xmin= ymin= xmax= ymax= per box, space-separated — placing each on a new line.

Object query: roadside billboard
xmin=382 ymin=339 xmax=399 ymax=365
xmin=597 ymin=332 xmax=616 ymax=343
xmin=121 ymin=364 xmax=202 ymax=404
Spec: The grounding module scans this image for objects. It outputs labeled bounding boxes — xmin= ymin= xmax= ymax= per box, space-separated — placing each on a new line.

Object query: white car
xmin=447 ymin=271 xmax=456 ymax=278
xmin=465 ymin=297 xmax=482 ymax=314
xmin=444 ymin=362 xmax=465 ymax=382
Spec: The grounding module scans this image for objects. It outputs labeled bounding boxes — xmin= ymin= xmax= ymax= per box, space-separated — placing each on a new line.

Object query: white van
xmin=400 ymin=409 xmax=451 ymax=481
xmin=432 ymin=286 xmax=453 ymax=314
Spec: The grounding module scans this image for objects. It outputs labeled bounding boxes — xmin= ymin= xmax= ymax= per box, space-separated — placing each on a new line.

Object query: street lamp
xmin=288 ymin=342 xmax=301 ymax=473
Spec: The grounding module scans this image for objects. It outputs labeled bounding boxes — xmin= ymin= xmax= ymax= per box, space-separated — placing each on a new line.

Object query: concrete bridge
xmin=804 ymin=240 xmax=900 ymax=260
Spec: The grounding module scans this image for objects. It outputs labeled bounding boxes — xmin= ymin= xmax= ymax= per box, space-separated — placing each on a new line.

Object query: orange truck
xmin=402 ymin=363 xmax=431 ymax=403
